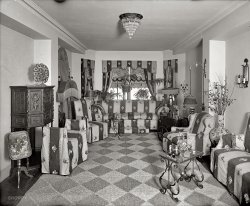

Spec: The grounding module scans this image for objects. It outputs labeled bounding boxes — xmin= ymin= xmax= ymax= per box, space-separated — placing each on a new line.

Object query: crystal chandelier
xmin=119 ymin=13 xmax=143 ymax=39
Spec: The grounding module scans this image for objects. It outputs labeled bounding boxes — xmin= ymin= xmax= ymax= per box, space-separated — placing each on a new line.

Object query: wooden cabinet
xmin=10 ymin=86 xmax=54 ymax=130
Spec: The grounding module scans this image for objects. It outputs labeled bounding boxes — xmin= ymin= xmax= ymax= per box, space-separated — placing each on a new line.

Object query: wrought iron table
xmin=159 ymin=150 xmax=204 ymax=202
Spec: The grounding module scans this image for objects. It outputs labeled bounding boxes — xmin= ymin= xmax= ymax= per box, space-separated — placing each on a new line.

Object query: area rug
xmin=17 ymin=133 xmax=238 ymax=206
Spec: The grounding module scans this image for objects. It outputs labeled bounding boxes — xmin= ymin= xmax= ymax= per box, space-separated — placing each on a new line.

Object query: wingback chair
xmin=163 ymin=112 xmax=216 ymax=156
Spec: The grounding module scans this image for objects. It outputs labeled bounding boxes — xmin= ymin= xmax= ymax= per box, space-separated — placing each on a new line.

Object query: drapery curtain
xmin=163 ymin=59 xmax=178 ymax=88
xmin=81 ymin=59 xmax=95 ymax=98
xmin=144 ymin=61 xmax=157 ymax=100
xmin=102 ymin=60 xmax=157 ymax=99
xmin=102 ymin=60 xmax=113 ymax=94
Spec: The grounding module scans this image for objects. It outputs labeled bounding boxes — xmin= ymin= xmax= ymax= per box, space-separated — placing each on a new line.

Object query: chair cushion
xmin=65 ymin=119 xmax=86 ymax=131
xmin=8 ymin=131 xmax=32 ymax=160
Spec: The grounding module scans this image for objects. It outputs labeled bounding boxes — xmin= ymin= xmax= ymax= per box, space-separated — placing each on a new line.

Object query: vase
xmin=217 ymin=114 xmax=225 ymax=133
xmin=210 ymin=114 xmax=229 ymax=147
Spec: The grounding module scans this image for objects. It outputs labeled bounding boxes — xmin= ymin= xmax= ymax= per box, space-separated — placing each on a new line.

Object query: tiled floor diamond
xmin=139 ymin=148 xmax=156 ymax=154
xmin=184 ymin=191 xmax=215 ymax=206
xmin=96 ymin=148 xmax=113 ymax=155
xmin=140 ymin=155 xmax=159 ymax=164
xmin=112 ymin=193 xmax=144 ymax=206
xmin=129 ymin=170 xmax=153 ymax=183
xmin=116 ymin=165 xmax=139 ymax=176
xmin=28 ymin=186 xmax=58 ymax=203
xmin=117 ymin=156 xmax=136 ymax=164
xmin=119 ymin=142 xmax=134 ymax=148
xmin=97 ymin=184 xmax=126 ymax=202
xmin=51 ymin=178 xmax=78 ymax=193
xmin=77 ymin=194 xmax=109 ymax=206
xmin=37 ymin=194 xmax=72 ymax=206
xmin=142 ymin=164 xmax=163 ymax=175
xmin=100 ymin=170 xmax=126 ymax=184
xmin=93 ymin=156 xmax=113 ymax=164
xmin=130 ymin=184 xmax=159 ymax=201
xmin=138 ymin=142 xmax=153 ymax=147
xmin=114 ymin=177 xmax=141 ymax=192
xmin=148 ymin=192 xmax=177 ymax=206
xmin=98 ymin=142 xmax=114 ymax=148
xmin=63 ymin=185 xmax=92 ymax=203
xmin=103 ymin=159 xmax=125 ymax=170
xmin=88 ymin=165 xmax=112 ymax=176
xmin=117 ymin=148 xmax=134 ymax=155
xmin=83 ymin=177 xmax=110 ymax=193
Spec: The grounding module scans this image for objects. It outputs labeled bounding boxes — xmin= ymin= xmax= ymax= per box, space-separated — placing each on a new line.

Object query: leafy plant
xmin=134 ymin=88 xmax=150 ymax=100
xmin=208 ymin=80 xmax=236 ymax=115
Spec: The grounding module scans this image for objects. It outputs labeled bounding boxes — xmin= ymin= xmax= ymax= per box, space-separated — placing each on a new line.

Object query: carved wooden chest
xmin=10 ymin=85 xmax=54 ymax=129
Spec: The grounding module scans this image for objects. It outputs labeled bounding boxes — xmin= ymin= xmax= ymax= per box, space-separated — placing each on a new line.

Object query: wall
xmin=225 ymin=31 xmax=250 ymax=133
xmin=185 ymin=43 xmax=203 ymax=112
xmin=0 ymin=25 xmax=34 ymax=181
xmin=209 ymin=40 xmax=225 ymax=83
xmin=202 ymin=2 xmax=250 ymax=131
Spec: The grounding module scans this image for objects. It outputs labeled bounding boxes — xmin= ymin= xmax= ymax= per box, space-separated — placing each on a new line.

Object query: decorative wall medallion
xmin=33 ymin=63 xmax=49 ymax=85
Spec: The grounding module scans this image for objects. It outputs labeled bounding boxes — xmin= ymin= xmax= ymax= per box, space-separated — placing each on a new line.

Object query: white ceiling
xmin=33 ymin=0 xmax=246 ymax=51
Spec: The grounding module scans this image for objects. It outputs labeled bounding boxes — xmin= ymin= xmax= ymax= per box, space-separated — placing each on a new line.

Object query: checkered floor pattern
xmin=18 ymin=133 xmax=238 ymax=206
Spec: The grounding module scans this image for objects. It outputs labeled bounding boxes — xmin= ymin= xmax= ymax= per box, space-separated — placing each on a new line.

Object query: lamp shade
xmin=183 ymin=95 xmax=197 ymax=106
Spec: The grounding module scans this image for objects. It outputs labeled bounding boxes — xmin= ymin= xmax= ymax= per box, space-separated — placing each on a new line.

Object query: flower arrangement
xmin=208 ymin=80 xmax=235 ymax=115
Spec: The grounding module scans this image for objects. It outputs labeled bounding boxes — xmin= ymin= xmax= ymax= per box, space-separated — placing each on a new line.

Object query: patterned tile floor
xmin=18 ymin=133 xmax=239 ymax=206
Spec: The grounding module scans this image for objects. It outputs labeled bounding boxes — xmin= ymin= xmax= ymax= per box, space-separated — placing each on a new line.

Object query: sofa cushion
xmin=216 ymin=133 xmax=245 ymax=151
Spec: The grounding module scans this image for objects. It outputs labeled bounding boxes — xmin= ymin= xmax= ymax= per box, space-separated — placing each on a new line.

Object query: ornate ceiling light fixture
xmin=119 ymin=13 xmax=143 ymax=39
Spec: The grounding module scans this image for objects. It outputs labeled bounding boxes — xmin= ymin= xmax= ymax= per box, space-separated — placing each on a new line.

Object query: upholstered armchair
xmin=41 ymin=126 xmax=88 ymax=175
xmin=73 ymin=99 xmax=108 ymax=143
xmin=163 ymin=112 xmax=215 ymax=156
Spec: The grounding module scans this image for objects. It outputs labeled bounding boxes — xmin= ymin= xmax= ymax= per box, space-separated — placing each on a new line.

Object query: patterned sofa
xmin=210 ymin=113 xmax=250 ymax=205
xmin=163 ymin=112 xmax=216 ymax=156
xmin=94 ymin=100 xmax=162 ymax=134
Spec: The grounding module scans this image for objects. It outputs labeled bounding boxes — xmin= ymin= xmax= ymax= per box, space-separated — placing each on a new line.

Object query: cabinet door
xmin=43 ymin=87 xmax=54 ymax=124
xmin=11 ymin=89 xmax=27 ymax=114
xmin=28 ymin=89 xmax=43 ymax=114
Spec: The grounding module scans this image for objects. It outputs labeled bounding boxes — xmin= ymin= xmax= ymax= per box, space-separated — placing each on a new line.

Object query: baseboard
xmin=0 ymin=164 xmax=11 ymax=183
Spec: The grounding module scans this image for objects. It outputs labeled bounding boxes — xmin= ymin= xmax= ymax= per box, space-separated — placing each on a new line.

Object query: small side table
xmin=159 ymin=150 xmax=204 ymax=202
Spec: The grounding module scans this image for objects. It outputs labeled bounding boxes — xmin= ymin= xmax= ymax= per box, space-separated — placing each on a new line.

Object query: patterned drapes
xmin=163 ymin=59 xmax=178 ymax=88
xmin=102 ymin=60 xmax=113 ymax=93
xmin=102 ymin=60 xmax=157 ymax=99
xmin=102 ymin=60 xmax=157 ymax=73
xmin=81 ymin=59 xmax=95 ymax=98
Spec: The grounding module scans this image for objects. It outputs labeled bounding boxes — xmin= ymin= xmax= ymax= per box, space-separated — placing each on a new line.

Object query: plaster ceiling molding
xmin=172 ymin=0 xmax=248 ymax=53
xmin=32 ymin=0 xmax=248 ymax=51
xmin=21 ymin=0 xmax=87 ymax=53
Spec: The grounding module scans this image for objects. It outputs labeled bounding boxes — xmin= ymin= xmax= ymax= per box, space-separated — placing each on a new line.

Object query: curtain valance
xmin=102 ymin=60 xmax=157 ymax=74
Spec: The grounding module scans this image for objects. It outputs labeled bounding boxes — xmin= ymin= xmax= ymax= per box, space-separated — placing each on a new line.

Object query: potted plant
xmin=208 ymin=79 xmax=236 ymax=144
xmin=134 ymin=88 xmax=150 ymax=100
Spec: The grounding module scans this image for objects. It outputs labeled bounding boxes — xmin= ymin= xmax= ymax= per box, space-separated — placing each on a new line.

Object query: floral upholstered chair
xmin=8 ymin=131 xmax=33 ymax=188
xmin=41 ymin=126 xmax=88 ymax=175
xmin=163 ymin=112 xmax=215 ymax=156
